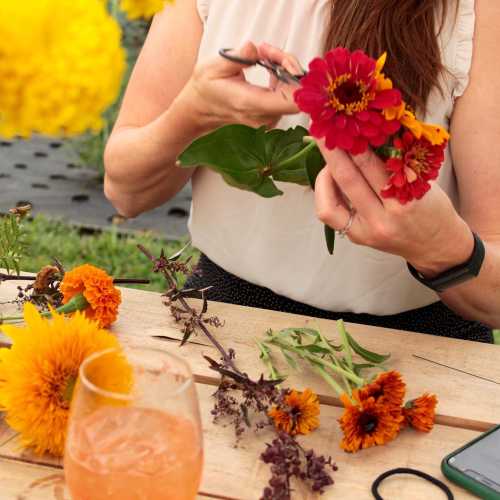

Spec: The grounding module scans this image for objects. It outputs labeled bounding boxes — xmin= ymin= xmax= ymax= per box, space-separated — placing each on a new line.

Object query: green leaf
xmin=345 ymin=331 xmax=391 ymax=364
xmin=325 ymin=225 xmax=335 ymax=254
xmin=305 ymin=146 xmax=325 ymax=189
xmin=178 ymin=124 xmax=314 ymax=197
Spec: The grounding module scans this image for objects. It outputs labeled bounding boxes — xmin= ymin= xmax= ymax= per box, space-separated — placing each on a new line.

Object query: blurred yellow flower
xmin=0 ymin=303 xmax=131 ymax=456
xmin=0 ymin=0 xmax=126 ymax=138
xmin=120 ymin=0 xmax=174 ymax=20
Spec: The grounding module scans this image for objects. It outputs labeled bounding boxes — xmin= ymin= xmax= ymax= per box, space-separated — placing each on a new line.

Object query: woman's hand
xmin=181 ymin=41 xmax=299 ymax=132
xmin=314 ymin=142 xmax=475 ymax=278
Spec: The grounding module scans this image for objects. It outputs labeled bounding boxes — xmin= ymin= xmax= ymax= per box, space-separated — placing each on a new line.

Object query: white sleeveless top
xmin=189 ymin=0 xmax=475 ymax=315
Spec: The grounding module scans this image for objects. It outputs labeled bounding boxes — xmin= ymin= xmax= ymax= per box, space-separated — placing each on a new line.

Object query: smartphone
xmin=442 ymin=425 xmax=500 ymax=499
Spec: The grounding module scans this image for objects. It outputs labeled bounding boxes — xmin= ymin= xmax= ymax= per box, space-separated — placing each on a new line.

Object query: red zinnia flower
xmin=381 ymin=131 xmax=447 ymax=204
xmin=294 ymin=48 xmax=402 ymax=155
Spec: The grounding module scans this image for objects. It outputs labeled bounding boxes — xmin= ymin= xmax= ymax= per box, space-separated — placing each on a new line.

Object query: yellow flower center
xmin=327 ymin=74 xmax=370 ymax=115
xmin=406 ymin=144 xmax=430 ymax=176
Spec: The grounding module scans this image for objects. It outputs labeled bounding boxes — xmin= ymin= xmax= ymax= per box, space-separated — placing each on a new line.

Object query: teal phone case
xmin=441 ymin=425 xmax=500 ymax=500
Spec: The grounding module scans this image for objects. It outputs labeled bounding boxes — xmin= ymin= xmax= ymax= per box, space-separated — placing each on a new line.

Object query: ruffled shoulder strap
xmin=196 ymin=0 xmax=210 ymax=22
xmin=450 ymin=0 xmax=475 ymax=99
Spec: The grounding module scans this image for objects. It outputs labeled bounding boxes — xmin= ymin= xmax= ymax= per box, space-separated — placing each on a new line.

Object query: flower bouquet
xmin=178 ymin=48 xmax=449 ymax=253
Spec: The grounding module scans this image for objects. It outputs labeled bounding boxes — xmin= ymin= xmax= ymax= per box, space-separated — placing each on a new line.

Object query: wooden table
xmin=1 ymin=279 xmax=499 ymax=499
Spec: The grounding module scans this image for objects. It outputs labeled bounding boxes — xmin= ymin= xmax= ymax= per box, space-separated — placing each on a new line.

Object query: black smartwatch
xmin=407 ymin=232 xmax=485 ymax=292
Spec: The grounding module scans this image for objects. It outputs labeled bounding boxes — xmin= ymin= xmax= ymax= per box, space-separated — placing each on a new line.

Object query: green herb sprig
xmin=257 ymin=320 xmax=390 ymax=401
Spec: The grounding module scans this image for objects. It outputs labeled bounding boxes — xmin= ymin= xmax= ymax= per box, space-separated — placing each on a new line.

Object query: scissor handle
xmin=218 ymin=48 xmax=258 ymax=66
xmin=218 ymin=47 xmax=306 ymax=84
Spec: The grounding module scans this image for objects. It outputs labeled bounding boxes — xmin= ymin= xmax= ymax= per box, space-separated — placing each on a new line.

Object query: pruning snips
xmin=219 ymin=48 xmax=306 ymax=85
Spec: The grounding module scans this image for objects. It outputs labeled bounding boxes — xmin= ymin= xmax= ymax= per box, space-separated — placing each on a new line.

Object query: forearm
xmin=104 ymin=91 xmax=202 ymax=217
xmin=438 ymin=237 xmax=500 ymax=328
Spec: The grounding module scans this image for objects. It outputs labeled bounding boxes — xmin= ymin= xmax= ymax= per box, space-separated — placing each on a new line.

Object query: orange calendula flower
xmin=404 ymin=393 xmax=438 ymax=432
xmin=358 ymin=370 xmax=406 ymax=410
xmin=269 ymin=388 xmax=320 ymax=436
xmin=339 ymin=391 xmax=404 ymax=453
xmin=60 ymin=264 xmax=121 ymax=328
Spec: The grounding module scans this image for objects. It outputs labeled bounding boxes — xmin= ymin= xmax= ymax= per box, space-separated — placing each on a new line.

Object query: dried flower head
xmin=404 ymin=393 xmax=438 ymax=432
xmin=339 ymin=391 xmax=404 ymax=453
xmin=60 ymin=264 xmax=121 ymax=328
xmin=261 ymin=432 xmax=337 ymax=499
xmin=0 ymin=304 xmax=131 ymax=456
xmin=269 ymin=388 xmax=320 ymax=436
xmin=33 ymin=265 xmax=60 ymax=294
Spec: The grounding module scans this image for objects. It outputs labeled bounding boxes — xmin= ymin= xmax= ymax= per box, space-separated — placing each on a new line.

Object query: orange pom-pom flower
xmin=60 ymin=264 xmax=121 ymax=328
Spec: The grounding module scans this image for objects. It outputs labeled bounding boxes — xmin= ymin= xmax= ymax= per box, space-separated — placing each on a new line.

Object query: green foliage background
xmin=21 ymin=216 xmax=199 ymax=292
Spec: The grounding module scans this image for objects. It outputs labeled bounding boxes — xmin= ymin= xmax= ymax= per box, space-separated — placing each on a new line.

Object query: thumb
xmin=216 ymin=41 xmax=258 ymax=77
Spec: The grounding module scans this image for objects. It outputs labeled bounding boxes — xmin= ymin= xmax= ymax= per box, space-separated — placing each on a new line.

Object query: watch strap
xmin=407 ymin=232 xmax=485 ymax=292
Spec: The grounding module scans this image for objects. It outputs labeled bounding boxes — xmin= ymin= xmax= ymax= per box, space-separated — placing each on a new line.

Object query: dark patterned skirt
xmin=185 ymin=254 xmax=493 ymax=344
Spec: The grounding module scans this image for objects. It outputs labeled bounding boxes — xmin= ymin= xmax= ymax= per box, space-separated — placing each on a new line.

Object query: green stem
xmin=256 ymin=340 xmax=280 ymax=381
xmin=330 ymin=355 xmax=352 ymax=396
xmin=268 ymin=338 xmax=364 ymax=386
xmin=338 ymin=319 xmax=353 ymax=371
xmin=0 ymin=293 xmax=89 ymax=324
xmin=273 ymin=140 xmax=317 ymax=172
xmin=311 ymin=364 xmax=345 ymax=398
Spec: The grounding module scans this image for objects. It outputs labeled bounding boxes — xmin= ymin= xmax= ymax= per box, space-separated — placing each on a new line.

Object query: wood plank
xmin=0 ymin=458 xmax=227 ymax=500
xmin=116 ymin=287 xmax=500 ymax=429
xmin=0 ymin=384 xmax=480 ymax=499
xmin=1 ymin=280 xmax=499 ymax=428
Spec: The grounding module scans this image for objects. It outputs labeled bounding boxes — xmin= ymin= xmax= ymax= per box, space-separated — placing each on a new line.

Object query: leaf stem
xmin=274 ymin=140 xmax=317 ymax=172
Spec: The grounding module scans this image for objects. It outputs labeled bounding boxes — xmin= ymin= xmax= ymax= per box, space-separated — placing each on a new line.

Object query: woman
xmin=104 ymin=0 xmax=500 ymax=342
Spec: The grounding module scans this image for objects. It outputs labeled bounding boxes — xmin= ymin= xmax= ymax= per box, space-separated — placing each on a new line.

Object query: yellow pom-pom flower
xmin=120 ymin=0 xmax=174 ymax=20
xmin=0 ymin=303 xmax=131 ymax=457
xmin=0 ymin=0 xmax=126 ymax=138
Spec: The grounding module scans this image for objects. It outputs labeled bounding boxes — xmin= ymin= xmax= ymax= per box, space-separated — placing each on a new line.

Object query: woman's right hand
xmin=180 ymin=41 xmax=300 ymax=131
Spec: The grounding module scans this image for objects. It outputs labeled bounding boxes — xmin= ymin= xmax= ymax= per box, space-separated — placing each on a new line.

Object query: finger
xmin=318 ymin=141 xmax=385 ymax=220
xmin=314 ymin=167 xmax=352 ymax=230
xmin=230 ymin=79 xmax=299 ymax=115
xmin=257 ymin=43 xmax=304 ymax=76
xmin=350 ymin=149 xmax=390 ymax=199
xmin=215 ymin=41 xmax=259 ymax=77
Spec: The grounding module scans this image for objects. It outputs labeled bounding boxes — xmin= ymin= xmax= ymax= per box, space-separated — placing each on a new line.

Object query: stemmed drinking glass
xmin=64 ymin=344 xmax=203 ymax=500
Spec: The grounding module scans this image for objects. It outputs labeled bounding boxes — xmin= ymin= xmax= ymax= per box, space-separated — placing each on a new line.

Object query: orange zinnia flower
xmin=60 ymin=264 xmax=121 ymax=328
xmin=269 ymin=388 xmax=320 ymax=436
xmin=403 ymin=394 xmax=438 ymax=432
xmin=358 ymin=371 xmax=406 ymax=410
xmin=339 ymin=391 xmax=404 ymax=453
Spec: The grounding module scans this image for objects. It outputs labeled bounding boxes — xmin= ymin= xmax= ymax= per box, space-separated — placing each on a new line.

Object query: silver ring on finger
xmin=336 ymin=208 xmax=356 ymax=238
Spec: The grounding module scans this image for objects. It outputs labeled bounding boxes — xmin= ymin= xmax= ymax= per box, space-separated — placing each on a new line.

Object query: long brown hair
xmin=325 ymin=0 xmax=454 ymax=112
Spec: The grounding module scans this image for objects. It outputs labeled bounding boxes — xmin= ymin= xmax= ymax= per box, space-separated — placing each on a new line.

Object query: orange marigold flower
xmin=404 ymin=393 xmax=438 ymax=432
xmin=339 ymin=391 xmax=404 ymax=453
xmin=60 ymin=264 xmax=121 ymax=328
xmin=269 ymin=388 xmax=320 ymax=436
xmin=358 ymin=371 xmax=406 ymax=410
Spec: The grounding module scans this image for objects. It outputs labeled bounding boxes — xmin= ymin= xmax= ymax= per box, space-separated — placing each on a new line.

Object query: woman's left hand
xmin=314 ymin=142 xmax=474 ymax=277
